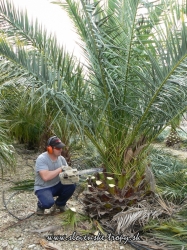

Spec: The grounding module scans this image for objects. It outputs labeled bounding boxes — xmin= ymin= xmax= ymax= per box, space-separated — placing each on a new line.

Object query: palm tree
xmin=56 ymin=0 xmax=187 ymax=221
xmin=1 ymin=0 xmax=187 ymax=234
xmin=0 ymin=0 xmax=85 ymax=163
xmin=165 ymin=114 xmax=182 ymax=147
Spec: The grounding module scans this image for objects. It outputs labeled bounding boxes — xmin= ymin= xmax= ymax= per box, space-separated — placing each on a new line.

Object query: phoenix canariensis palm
xmin=1 ymin=0 xmax=187 ymax=235
xmin=53 ymin=0 xmax=187 ymax=229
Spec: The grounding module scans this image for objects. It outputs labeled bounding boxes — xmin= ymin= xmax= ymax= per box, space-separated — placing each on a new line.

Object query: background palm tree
xmin=1 ymin=0 xmax=187 ymax=235
xmin=0 ymin=0 xmax=85 ymax=165
xmin=165 ymin=114 xmax=182 ymax=147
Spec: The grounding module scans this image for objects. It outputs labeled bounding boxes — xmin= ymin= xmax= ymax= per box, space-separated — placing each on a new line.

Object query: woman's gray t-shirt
xmin=34 ymin=152 xmax=67 ymax=192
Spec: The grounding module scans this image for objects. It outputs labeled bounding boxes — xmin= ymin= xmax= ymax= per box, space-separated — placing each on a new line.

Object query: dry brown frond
xmin=155 ymin=194 xmax=178 ymax=216
xmin=124 ymin=148 xmax=133 ymax=165
xmin=111 ymin=199 xmax=166 ymax=234
xmin=111 ymin=207 xmax=152 ymax=234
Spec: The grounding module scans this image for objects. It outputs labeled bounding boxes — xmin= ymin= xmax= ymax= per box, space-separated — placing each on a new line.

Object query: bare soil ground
xmin=153 ymin=142 xmax=187 ymax=160
xmin=0 ymin=145 xmax=135 ymax=250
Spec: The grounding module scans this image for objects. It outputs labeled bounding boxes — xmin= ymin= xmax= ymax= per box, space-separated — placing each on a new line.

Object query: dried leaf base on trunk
xmin=81 ymin=169 xmax=157 ymax=233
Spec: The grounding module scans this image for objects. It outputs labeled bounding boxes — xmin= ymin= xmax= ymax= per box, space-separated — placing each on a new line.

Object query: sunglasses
xmin=54 ymin=147 xmax=62 ymax=150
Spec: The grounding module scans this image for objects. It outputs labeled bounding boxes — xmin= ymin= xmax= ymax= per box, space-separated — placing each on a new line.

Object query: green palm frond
xmin=0 ymin=0 xmax=86 ymax=135
xmin=0 ymin=119 xmax=16 ymax=174
xmin=10 ymin=179 xmax=34 ymax=191
xmin=150 ymin=149 xmax=187 ymax=202
xmin=150 ymin=149 xmax=187 ymax=173
xmin=0 ymin=0 xmax=83 ymax=93
xmin=144 ymin=218 xmax=187 ymax=249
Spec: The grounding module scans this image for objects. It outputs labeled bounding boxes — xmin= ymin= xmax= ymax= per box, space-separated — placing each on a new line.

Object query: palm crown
xmin=57 ymin=0 xmax=187 ymax=173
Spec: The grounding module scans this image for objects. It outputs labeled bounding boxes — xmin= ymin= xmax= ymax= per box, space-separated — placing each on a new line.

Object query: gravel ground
xmin=0 ymin=146 xmax=135 ymax=250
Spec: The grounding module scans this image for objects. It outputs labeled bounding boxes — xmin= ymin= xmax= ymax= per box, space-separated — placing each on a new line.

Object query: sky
xmin=11 ymin=0 xmax=83 ymax=61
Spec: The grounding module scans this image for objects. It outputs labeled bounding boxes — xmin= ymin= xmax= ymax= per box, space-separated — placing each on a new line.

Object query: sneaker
xmin=56 ymin=205 xmax=68 ymax=212
xmin=36 ymin=206 xmax=45 ymax=216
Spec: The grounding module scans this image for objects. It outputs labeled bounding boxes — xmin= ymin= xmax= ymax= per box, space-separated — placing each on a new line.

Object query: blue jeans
xmin=35 ymin=182 xmax=76 ymax=209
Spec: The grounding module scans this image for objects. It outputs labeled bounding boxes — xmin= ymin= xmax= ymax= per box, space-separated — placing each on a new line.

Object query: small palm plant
xmin=1 ymin=87 xmax=47 ymax=149
xmin=61 ymin=207 xmax=89 ymax=231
